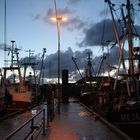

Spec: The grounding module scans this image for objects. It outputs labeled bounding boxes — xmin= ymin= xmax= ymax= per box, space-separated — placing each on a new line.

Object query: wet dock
xmin=0 ymin=99 xmax=133 ymax=140
xmin=0 ymin=105 xmax=45 ymax=140
xmin=38 ymin=100 xmax=132 ymax=140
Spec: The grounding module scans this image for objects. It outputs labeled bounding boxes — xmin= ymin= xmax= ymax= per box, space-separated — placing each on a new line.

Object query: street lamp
xmin=51 ymin=17 xmax=67 ymax=22
xmin=51 ymin=16 xmax=67 ymax=114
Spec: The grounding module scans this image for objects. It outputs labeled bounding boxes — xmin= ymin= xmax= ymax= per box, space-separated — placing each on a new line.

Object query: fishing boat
xmin=72 ymin=52 xmax=97 ymax=104
xmin=73 ymin=2 xmax=140 ymax=137
xmin=101 ymin=0 xmax=140 ymax=137
xmin=72 ymin=51 xmax=116 ymax=112
xmin=1 ymin=41 xmax=37 ymax=106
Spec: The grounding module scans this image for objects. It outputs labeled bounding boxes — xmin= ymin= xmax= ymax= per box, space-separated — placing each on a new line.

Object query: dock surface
xmin=0 ymin=99 xmax=132 ymax=140
xmin=39 ymin=100 xmax=125 ymax=140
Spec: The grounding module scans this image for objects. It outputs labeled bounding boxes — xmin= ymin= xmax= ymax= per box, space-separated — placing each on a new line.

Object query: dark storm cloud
xmin=54 ymin=48 xmax=94 ymax=78
xmin=78 ymin=19 xmax=122 ymax=47
xmin=39 ymin=47 xmax=74 ymax=78
xmin=67 ymin=16 xmax=86 ymax=31
xmin=78 ymin=18 xmax=140 ymax=48
xmin=41 ymin=47 xmax=121 ymax=79
xmin=34 ymin=47 xmax=95 ymax=79
xmin=20 ymin=47 xmax=126 ymax=81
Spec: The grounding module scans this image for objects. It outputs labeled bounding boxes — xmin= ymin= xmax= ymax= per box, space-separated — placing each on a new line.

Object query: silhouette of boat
xmin=1 ymin=41 xmax=35 ymax=106
xmin=73 ymin=2 xmax=140 ymax=137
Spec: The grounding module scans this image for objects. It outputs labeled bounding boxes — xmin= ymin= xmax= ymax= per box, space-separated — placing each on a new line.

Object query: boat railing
xmin=3 ymin=108 xmax=47 ymax=140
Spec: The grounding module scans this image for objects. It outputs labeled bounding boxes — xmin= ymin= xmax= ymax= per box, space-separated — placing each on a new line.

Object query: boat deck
xmin=38 ymin=99 xmax=131 ymax=140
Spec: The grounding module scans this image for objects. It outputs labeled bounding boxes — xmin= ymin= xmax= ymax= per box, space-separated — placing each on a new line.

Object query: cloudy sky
xmin=0 ymin=0 xmax=105 ymax=54
xmin=0 ymin=0 xmax=140 ymax=82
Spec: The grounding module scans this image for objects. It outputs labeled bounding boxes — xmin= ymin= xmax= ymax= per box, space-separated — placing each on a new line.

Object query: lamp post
xmin=51 ymin=16 xmax=67 ymax=114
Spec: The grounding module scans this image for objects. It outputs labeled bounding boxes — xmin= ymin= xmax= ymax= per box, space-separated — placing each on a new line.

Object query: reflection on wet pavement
xmin=0 ymin=104 xmax=46 ymax=139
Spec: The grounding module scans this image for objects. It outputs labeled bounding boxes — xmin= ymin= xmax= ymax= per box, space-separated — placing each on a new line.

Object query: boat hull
xmin=11 ymin=92 xmax=32 ymax=103
xmin=106 ymin=108 xmax=140 ymax=137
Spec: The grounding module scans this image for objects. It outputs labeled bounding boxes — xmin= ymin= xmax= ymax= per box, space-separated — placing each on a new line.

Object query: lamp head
xmin=51 ymin=16 xmax=67 ymax=22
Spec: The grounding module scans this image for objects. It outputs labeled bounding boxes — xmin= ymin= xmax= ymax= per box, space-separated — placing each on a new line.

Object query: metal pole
xmin=4 ymin=0 xmax=7 ymax=67
xmin=57 ymin=20 xmax=61 ymax=114
xmin=127 ymin=0 xmax=134 ymax=93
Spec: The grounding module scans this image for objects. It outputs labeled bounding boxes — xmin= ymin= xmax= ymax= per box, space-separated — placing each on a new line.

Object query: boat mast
xmin=87 ymin=51 xmax=92 ymax=77
xmin=38 ymin=48 xmax=46 ymax=85
xmin=120 ymin=0 xmax=135 ymax=94
xmin=3 ymin=41 xmax=22 ymax=87
xmin=105 ymin=0 xmax=131 ymax=96
xmin=126 ymin=0 xmax=135 ymax=93
xmin=72 ymin=57 xmax=83 ymax=79
xmin=23 ymin=49 xmax=36 ymax=84
xmin=98 ymin=54 xmax=106 ymax=76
